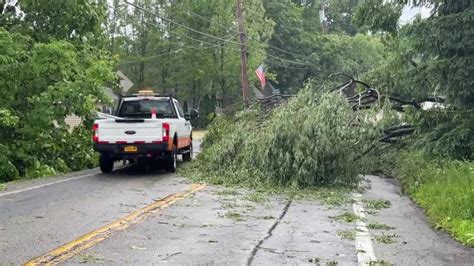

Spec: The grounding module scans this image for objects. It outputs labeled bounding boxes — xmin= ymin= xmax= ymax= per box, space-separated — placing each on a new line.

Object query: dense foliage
xmin=363 ymin=1 xmax=473 ymax=159
xmin=0 ymin=1 xmax=114 ymax=181
xmin=262 ymin=0 xmax=386 ymax=94
xmin=184 ymin=85 xmax=391 ymax=188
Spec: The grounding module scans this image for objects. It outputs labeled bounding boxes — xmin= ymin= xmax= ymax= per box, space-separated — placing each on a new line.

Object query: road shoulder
xmin=362 ymin=175 xmax=474 ymax=265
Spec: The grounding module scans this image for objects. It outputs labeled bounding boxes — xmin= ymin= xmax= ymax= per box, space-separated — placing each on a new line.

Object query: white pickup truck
xmin=93 ymin=91 xmax=197 ymax=173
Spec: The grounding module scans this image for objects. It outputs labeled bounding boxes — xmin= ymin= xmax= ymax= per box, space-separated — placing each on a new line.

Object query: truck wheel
xmin=182 ymin=144 xmax=193 ymax=162
xmin=166 ymin=144 xmax=177 ymax=172
xmin=100 ymin=155 xmax=114 ymax=174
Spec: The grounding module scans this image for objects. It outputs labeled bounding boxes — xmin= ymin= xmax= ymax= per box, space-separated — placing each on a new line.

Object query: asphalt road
xmin=0 ymin=140 xmax=472 ymax=265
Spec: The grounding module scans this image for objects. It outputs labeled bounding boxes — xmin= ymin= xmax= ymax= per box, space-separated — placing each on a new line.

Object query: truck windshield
xmin=118 ymin=99 xmax=176 ymax=119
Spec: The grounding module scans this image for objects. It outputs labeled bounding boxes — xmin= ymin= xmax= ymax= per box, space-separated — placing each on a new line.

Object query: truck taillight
xmin=162 ymin=122 xmax=170 ymax=142
xmin=93 ymin=123 xmax=99 ymax=143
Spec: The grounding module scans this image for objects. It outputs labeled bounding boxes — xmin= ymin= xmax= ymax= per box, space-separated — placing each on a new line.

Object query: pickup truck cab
xmin=93 ymin=91 xmax=195 ymax=173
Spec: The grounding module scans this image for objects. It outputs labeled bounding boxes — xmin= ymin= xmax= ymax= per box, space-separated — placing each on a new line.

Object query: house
xmin=65 ymin=71 xmax=133 ymax=127
xmin=252 ymin=82 xmax=280 ymax=99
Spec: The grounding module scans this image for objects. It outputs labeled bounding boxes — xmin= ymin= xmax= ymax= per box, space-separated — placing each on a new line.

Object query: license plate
xmin=124 ymin=146 xmax=138 ymax=153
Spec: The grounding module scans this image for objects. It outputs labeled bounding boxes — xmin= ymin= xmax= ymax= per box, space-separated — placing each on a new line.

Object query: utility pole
xmin=319 ymin=1 xmax=328 ymax=34
xmin=236 ymin=0 xmax=250 ymax=107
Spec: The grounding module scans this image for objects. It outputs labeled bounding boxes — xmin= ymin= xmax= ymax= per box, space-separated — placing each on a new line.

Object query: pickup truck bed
xmin=93 ymin=94 xmax=194 ymax=173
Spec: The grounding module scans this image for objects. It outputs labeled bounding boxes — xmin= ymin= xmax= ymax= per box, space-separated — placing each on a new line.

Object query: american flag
xmin=255 ymin=64 xmax=266 ymax=89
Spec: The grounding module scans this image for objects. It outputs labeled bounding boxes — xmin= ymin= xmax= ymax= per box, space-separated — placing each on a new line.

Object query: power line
xmin=117 ymin=19 xmax=239 ymax=66
xmin=265 ymin=59 xmax=311 ymax=70
xmin=121 ymin=7 xmax=239 ymax=54
xmin=141 ymin=20 xmax=237 ymax=50
xmin=124 ymin=1 xmax=243 ymax=47
xmin=118 ymin=41 xmax=228 ymax=66
xmin=185 ymin=9 xmax=238 ymax=34
xmin=179 ymin=5 xmax=311 ymax=59
xmin=264 ymin=52 xmax=312 ymax=66
xmin=123 ymin=1 xmax=313 ymax=66
xmin=120 ymin=4 xmax=226 ymax=48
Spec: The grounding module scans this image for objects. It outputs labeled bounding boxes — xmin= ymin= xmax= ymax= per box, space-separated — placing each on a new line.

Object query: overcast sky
xmin=400 ymin=5 xmax=432 ymax=24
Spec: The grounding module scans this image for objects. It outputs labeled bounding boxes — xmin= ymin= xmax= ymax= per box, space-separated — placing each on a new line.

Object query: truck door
xmin=173 ymin=100 xmax=192 ymax=149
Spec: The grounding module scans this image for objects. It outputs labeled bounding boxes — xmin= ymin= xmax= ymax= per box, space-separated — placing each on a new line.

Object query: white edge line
xmin=0 ymin=173 xmax=97 ymax=198
xmin=352 ymin=193 xmax=377 ymax=265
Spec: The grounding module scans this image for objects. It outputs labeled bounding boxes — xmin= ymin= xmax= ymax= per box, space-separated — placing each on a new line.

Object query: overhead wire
xmin=140 ymin=19 xmax=238 ymax=52
xmin=119 ymin=2 xmax=235 ymax=49
xmin=116 ymin=3 xmax=239 ymax=67
xmin=123 ymin=1 xmax=314 ymax=66
xmin=124 ymin=1 xmax=244 ymax=47
xmin=118 ymin=42 xmax=225 ymax=66
xmin=117 ymin=31 xmax=238 ymax=66
xmin=179 ymin=5 xmax=311 ymax=59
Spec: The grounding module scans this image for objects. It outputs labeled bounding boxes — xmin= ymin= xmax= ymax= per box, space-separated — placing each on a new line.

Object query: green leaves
xmin=395 ymin=151 xmax=474 ymax=246
xmin=353 ymin=0 xmax=403 ymax=34
xmin=363 ymin=7 xmax=474 ymax=159
xmin=0 ymin=109 xmax=19 ymax=128
xmin=0 ymin=1 xmax=114 ymax=182
xmin=0 ymin=25 xmax=115 ymax=181
xmin=407 ymin=11 xmax=474 ymax=57
xmin=11 ymin=0 xmax=108 ymax=43
xmin=186 ymin=85 xmax=387 ymax=188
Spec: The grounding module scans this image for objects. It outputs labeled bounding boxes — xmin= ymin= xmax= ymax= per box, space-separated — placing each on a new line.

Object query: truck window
xmin=175 ymin=101 xmax=185 ymax=118
xmin=118 ymin=100 xmax=176 ymax=119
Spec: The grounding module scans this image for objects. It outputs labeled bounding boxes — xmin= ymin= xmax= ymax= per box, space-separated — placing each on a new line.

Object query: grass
xmin=215 ymin=188 xmax=240 ymax=196
xmin=221 ymin=201 xmax=239 ymax=209
xmin=337 ymin=230 xmax=355 ymax=240
xmin=0 ymin=183 xmax=5 ymax=191
xmin=374 ymin=233 xmax=398 ymax=244
xmin=334 ymin=212 xmax=361 ymax=223
xmin=243 ymin=191 xmax=269 ymax=203
xmin=224 ymin=211 xmax=245 ymax=221
xmin=77 ymin=253 xmax=102 ymax=264
xmin=363 ymin=199 xmax=391 ymax=210
xmin=368 ymin=222 xmax=394 ymax=230
xmin=397 ymin=152 xmax=474 ymax=247
xmin=291 ymin=188 xmax=350 ymax=207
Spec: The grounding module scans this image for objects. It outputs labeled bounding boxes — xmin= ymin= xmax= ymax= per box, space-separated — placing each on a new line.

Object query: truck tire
xmin=100 ymin=155 xmax=114 ymax=174
xmin=182 ymin=143 xmax=193 ymax=162
xmin=166 ymin=144 xmax=177 ymax=172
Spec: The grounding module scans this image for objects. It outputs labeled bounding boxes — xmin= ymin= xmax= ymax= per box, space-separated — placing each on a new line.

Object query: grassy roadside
xmin=396 ymin=152 xmax=474 ymax=247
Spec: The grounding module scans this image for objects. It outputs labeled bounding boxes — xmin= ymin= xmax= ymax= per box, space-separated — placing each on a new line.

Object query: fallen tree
xmin=183 ymin=82 xmax=399 ymax=188
xmin=184 ymin=72 xmax=456 ymax=188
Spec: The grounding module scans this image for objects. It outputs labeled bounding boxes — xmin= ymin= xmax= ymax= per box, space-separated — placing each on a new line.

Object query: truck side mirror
xmin=185 ymin=109 xmax=199 ymax=120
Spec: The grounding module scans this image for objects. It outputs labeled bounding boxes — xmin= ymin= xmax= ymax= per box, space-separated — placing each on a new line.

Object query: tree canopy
xmin=0 ymin=1 xmax=114 ymax=180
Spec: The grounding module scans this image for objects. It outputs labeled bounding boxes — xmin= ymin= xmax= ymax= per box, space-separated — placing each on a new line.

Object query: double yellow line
xmin=25 ymin=183 xmax=207 ymax=265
